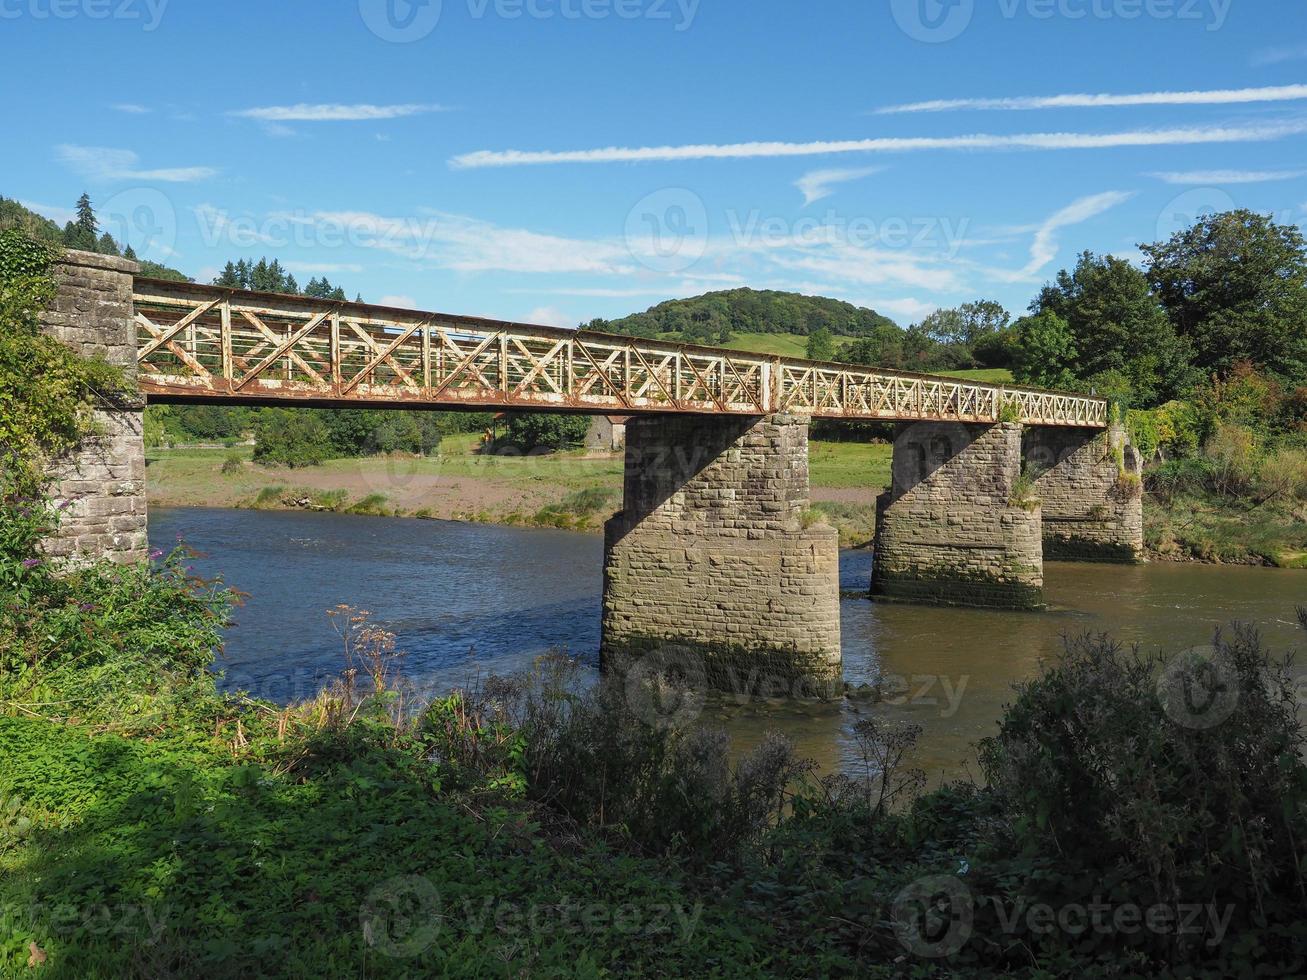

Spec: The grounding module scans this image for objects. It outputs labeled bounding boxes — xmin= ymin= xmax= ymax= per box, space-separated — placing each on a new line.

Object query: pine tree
xmin=123 ymin=244 xmax=138 ymax=261
xmin=75 ymin=193 xmax=96 ymax=238
xmin=97 ymin=231 xmax=120 ymax=256
xmin=214 ymin=261 xmax=241 ymax=287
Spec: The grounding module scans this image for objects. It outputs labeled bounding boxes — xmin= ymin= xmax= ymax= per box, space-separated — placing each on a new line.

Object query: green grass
xmin=937 ymin=368 xmax=1014 ymax=383
xmin=0 ymin=715 xmax=795 ymax=978
xmin=1145 ymin=490 xmax=1307 ymax=565
xmin=808 ymin=441 xmax=892 ymax=490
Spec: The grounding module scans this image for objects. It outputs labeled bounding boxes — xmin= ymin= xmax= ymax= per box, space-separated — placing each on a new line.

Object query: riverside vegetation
xmin=4 ymin=228 xmax=1307 ymax=976
xmin=3 ymin=486 xmax=1307 ymax=976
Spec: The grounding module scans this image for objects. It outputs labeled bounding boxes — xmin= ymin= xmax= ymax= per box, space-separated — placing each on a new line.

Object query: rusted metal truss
xmin=133 ymin=279 xmax=1108 ymax=428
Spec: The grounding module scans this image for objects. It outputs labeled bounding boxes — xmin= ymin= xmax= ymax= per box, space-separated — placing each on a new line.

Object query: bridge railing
xmin=133 ymin=279 xmax=1107 ymax=427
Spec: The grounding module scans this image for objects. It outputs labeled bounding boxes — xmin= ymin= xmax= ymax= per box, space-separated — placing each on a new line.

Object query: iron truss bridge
xmin=133 ymin=279 xmax=1108 ymax=428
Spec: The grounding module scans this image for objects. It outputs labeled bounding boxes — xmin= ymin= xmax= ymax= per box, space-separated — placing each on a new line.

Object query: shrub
xmin=252 ymin=409 xmax=333 ymax=467
xmin=0 ymin=491 xmax=234 ymax=729
xmin=1204 ymin=422 xmax=1259 ymax=496
xmin=977 ymin=627 xmax=1307 ymax=965
xmin=1128 ymin=399 xmax=1200 ymax=459
xmin=1193 ymin=362 xmax=1287 ymax=442
xmin=1255 ymin=446 xmax=1307 ymax=503
xmin=0 ymin=230 xmax=131 ymax=493
xmin=420 ymin=654 xmax=812 ymax=865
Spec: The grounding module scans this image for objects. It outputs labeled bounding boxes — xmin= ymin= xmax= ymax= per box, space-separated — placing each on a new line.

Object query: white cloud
xmin=278 ymin=208 xmax=638 ymax=275
xmin=1006 ymin=191 xmax=1134 ymax=280
xmin=1148 ymin=168 xmax=1307 ymax=185
xmin=794 ymin=167 xmax=882 ymax=205
xmin=525 ymin=306 xmax=572 ymax=327
xmin=378 ymin=294 xmax=418 ymax=309
xmin=111 ymin=103 xmax=151 ymax=114
xmin=862 ymin=296 xmax=938 ymax=321
xmin=876 ymin=84 xmax=1307 ymax=114
xmin=19 ymin=199 xmax=77 ymax=225
xmin=768 ymin=246 xmax=964 ymax=293
xmin=1252 ymin=45 xmax=1307 ymax=66
xmin=231 ymin=103 xmax=444 ymax=122
xmin=284 ymin=261 xmax=365 ymax=274
xmin=57 ymin=145 xmax=216 ymax=183
xmin=450 ymin=120 xmax=1307 ymax=168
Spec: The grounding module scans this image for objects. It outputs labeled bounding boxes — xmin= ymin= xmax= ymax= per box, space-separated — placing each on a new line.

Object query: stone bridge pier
xmin=871 ymin=422 xmax=1044 ymax=609
xmin=601 ymin=413 xmax=843 ymax=695
xmin=37 ymin=249 xmax=148 ymax=565
xmin=1024 ymin=423 xmax=1144 ymax=562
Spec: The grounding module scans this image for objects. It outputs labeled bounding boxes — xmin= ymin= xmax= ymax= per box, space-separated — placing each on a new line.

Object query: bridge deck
xmin=133 ymin=279 xmax=1107 ymax=428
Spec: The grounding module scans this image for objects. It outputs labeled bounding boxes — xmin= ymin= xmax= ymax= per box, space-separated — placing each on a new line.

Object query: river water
xmin=150 ymin=507 xmax=1306 ymax=781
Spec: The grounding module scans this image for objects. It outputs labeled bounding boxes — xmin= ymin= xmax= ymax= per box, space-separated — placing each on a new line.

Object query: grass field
xmin=146 ymin=436 xmax=890 ymax=545
xmin=937 ymin=368 xmax=1014 ymax=383
xmin=658 ymin=331 xmax=812 ymax=358
xmin=656 ymin=333 xmax=1017 ymax=385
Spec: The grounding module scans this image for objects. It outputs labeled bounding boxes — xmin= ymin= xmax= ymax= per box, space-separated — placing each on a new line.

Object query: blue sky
xmin=4 ymin=0 xmax=1306 ymax=326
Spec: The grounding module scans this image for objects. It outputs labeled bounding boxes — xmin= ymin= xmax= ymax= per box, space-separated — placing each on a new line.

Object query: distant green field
xmin=659 ymin=331 xmax=812 ymax=358
xmin=657 ymin=334 xmax=1016 ymax=382
xmin=937 ymin=368 xmax=1014 ymax=383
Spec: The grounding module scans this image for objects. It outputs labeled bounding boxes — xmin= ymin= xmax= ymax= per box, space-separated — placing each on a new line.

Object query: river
xmin=150 ymin=507 xmax=1306 ymax=781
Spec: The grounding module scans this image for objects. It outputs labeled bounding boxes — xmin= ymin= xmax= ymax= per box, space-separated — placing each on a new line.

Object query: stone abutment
xmin=37 ymin=249 xmax=148 ymax=565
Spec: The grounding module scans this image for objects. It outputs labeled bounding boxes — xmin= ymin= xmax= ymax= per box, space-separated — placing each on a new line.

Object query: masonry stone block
xmin=602 ymin=413 xmax=842 ymax=696
xmin=37 ymin=249 xmax=148 ymax=565
xmin=1024 ymin=423 xmax=1144 ymax=563
xmin=871 ymin=422 xmax=1044 ymax=609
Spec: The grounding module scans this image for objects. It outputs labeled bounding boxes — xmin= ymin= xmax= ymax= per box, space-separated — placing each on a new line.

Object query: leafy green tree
xmin=503 ymin=412 xmax=591 ymax=451
xmin=1034 ymin=251 xmax=1192 ymax=405
xmin=604 ymin=288 xmax=897 ymax=343
xmin=806 ymin=327 xmax=835 ymax=361
xmin=252 ymin=410 xmax=333 ymax=467
xmin=304 ymin=276 xmax=348 ymax=301
xmin=841 ymin=322 xmax=908 ymax=370
xmin=1142 ymin=210 xmax=1307 ymax=386
xmin=0 ymin=197 xmax=62 ymax=243
xmin=96 ymin=232 xmax=120 ymax=256
xmin=919 ymin=300 xmax=1009 ymax=348
xmin=1011 ymin=310 xmax=1079 ymax=389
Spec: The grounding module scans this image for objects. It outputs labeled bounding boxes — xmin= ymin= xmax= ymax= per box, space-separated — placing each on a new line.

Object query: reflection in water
xmin=151 ymin=508 xmax=1306 ymax=780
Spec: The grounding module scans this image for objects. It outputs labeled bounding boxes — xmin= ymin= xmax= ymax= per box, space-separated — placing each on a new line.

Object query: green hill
xmin=0 ymin=195 xmax=189 ymax=281
xmin=589 ymin=287 xmax=898 ymax=346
